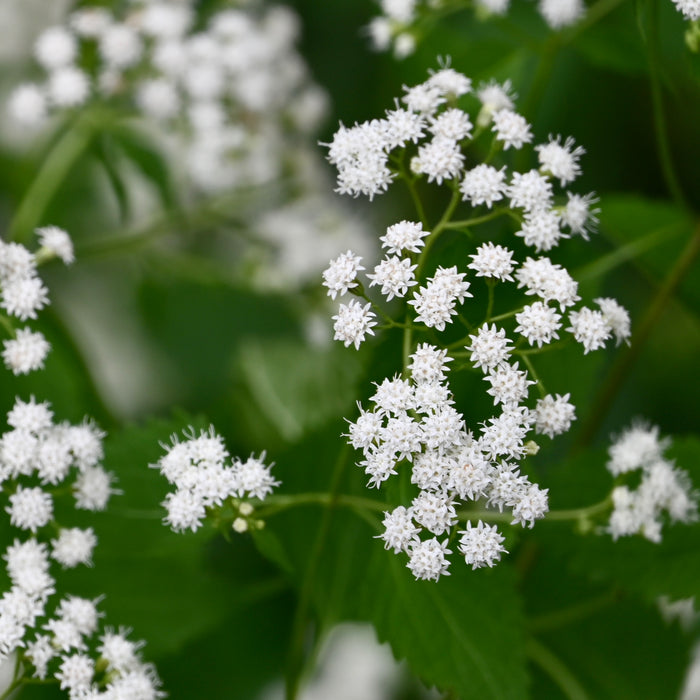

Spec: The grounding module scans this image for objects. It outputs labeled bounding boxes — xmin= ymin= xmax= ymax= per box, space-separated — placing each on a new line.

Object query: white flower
xmin=511 ymin=483 xmax=549 ymax=527
xmin=234 ymin=453 xmax=279 ymax=500
xmin=411 ymin=492 xmax=457 ymax=536
xmin=429 ymin=108 xmax=473 ymax=141
xmin=7 ymin=397 xmax=53 ymax=433
xmin=475 ymin=0 xmax=511 ymax=14
xmin=426 ymin=68 xmax=472 ymax=98
xmin=384 ymin=107 xmax=425 ymax=149
xmin=460 ymin=164 xmax=508 ymax=208
xmin=515 ymin=301 xmax=562 ymax=347
xmin=508 ymin=170 xmax=553 ymax=212
xmin=484 ymin=362 xmax=535 ymax=407
xmin=2 ymin=329 xmax=50 ymax=375
xmin=671 ymin=0 xmax=700 ymax=19
xmin=567 ymin=307 xmax=611 ymax=353
xmin=99 ymin=24 xmax=143 ymax=69
xmin=36 ymin=226 xmax=74 ymax=265
xmin=47 ymin=67 xmax=90 ymax=108
xmin=539 ymin=0 xmax=585 ymax=28
xmin=73 ymin=466 xmax=117 ymax=511
xmin=55 ymin=653 xmax=94 ymax=693
xmin=411 ymin=136 xmax=465 ymax=184
xmin=345 ymin=405 xmax=383 ymax=451
xmin=332 ymin=300 xmax=377 ymax=350
xmin=465 ymin=324 xmax=513 ymax=372
xmin=492 ymin=109 xmax=532 ymax=150
xmin=25 ymin=635 xmax=56 ymax=679
xmin=408 ymin=343 xmax=452 ymax=384
xmin=409 ymin=266 xmax=471 ymax=331
xmin=35 ymin=26 xmax=77 ymax=70
xmin=562 ymin=192 xmax=599 ymax=239
xmin=322 ymin=250 xmax=364 ymax=300
xmin=371 ymin=375 xmax=415 ymax=416
xmin=368 ymin=256 xmax=417 ymax=300
xmin=595 ymin=297 xmax=631 ymax=346
xmin=516 ymin=257 xmax=580 ymax=310
xmin=7 ymin=486 xmax=54 ymax=532
xmin=406 ymin=538 xmax=451 ymax=581
xmin=379 ymin=506 xmax=420 ymax=553
xmin=516 ymin=209 xmax=567 ymax=252
xmin=51 ymin=528 xmax=97 ymax=568
xmin=7 ymin=84 xmax=47 ymax=127
xmin=1 ymin=276 xmax=49 ymax=321
xmin=98 ymin=629 xmax=144 ymax=674
xmin=533 ymin=394 xmax=576 ymax=438
xmin=607 ymin=423 xmax=667 ymax=475
xmin=458 ymin=520 xmax=507 ymax=569
xmin=402 ymin=83 xmax=444 ymax=115
xmin=163 ymin=489 xmax=206 ymax=533
xmin=136 ymin=79 xmax=181 ymax=121
xmin=536 ymin=135 xmax=584 ymax=185
xmin=468 ymin=242 xmax=515 ymax=281
xmin=380 ymin=220 xmax=429 ymax=255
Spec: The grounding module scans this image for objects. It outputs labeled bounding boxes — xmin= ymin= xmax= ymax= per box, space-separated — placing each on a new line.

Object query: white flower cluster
xmin=0 ymin=398 xmax=160 ymax=697
xmin=346 ymin=343 xmax=556 ymax=581
xmin=323 ymin=68 xmax=631 ymax=357
xmin=154 ymin=426 xmax=279 ymax=533
xmin=8 ymin=1 xmax=328 ymax=193
xmin=606 ymin=424 xmax=697 ymax=542
xmin=0 ymin=227 xmax=73 ymax=375
xmin=367 ymin=0 xmax=586 ymax=58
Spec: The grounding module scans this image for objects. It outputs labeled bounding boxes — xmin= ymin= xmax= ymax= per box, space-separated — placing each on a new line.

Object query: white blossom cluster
xmin=322 ymin=67 xmax=637 ymax=580
xmin=606 ymin=423 xmax=697 ymax=542
xmin=367 ymin=0 xmax=586 ymax=58
xmin=154 ymin=426 xmax=279 ymax=534
xmin=345 ymin=342 xmax=561 ymax=581
xmin=323 ymin=68 xmax=631 ymax=357
xmin=0 ymin=398 xmax=161 ymax=698
xmin=0 ymin=227 xmax=74 ymax=376
xmin=8 ymin=1 xmax=328 ymax=193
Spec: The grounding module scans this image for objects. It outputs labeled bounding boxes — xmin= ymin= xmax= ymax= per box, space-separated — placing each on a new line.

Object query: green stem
xmin=529 ymin=590 xmax=619 ymax=633
xmin=460 ymin=497 xmax=611 ymax=524
xmin=257 ymin=492 xmax=387 ymax=519
xmin=0 ymin=314 xmax=16 ymax=339
xmin=520 ymin=353 xmax=547 ymax=397
xmin=527 ymin=637 xmax=590 ymax=700
xmin=8 ymin=115 xmax=95 ymax=244
xmin=575 ymin=221 xmax=700 ymax=449
xmin=442 ymin=207 xmax=509 ymax=230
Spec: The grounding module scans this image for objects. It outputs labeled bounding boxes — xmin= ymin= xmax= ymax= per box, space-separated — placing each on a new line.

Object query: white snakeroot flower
xmin=458 ymin=520 xmax=507 ymax=569
xmin=407 ymin=538 xmax=451 ymax=581
xmin=98 ymin=629 xmax=144 ymax=674
xmin=333 ymin=299 xmax=377 ymax=350
xmin=414 ymin=381 xmax=453 ymax=412
xmin=163 ymin=489 xmax=206 ymax=533
xmin=402 ymin=82 xmax=444 ymax=115
xmin=55 ymin=652 xmax=94 ymax=693
xmin=511 ymin=483 xmax=549 ymax=527
xmin=380 ymin=220 xmax=429 ymax=255
xmin=66 ymin=421 xmax=105 ymax=470
xmin=7 ymin=486 xmax=54 ymax=532
xmin=484 ymin=362 xmax=535 ymax=407
xmin=411 ymin=136 xmax=465 ymax=184
xmin=70 ymin=8 xmax=112 ymax=38
xmin=562 ymin=192 xmax=599 ymax=239
xmin=36 ymin=226 xmax=74 ymax=265
xmin=47 ymin=67 xmax=90 ymax=108
xmin=516 ymin=257 xmax=580 ymax=310
xmin=460 ymin=164 xmax=508 ymax=208
xmin=100 ymin=24 xmax=143 ymax=69
xmin=381 ymin=0 xmax=417 ymax=22
xmin=7 ymin=397 xmax=53 ymax=433
xmin=0 ymin=242 xmax=36 ymax=282
xmin=426 ymin=67 xmax=472 ymax=97
xmin=533 ymin=394 xmax=576 ymax=438
xmin=322 ymin=250 xmax=364 ymax=299
xmin=1 ymin=276 xmax=49 ymax=321
xmin=516 ymin=209 xmax=567 ymax=252
xmin=468 ymin=242 xmax=515 ymax=281
xmin=595 ymin=297 xmax=631 ymax=346
xmin=35 ymin=27 xmax=77 ymax=70
xmin=476 ymin=80 xmax=516 ymax=127
xmin=360 ymin=448 xmax=398 ymax=488
xmin=73 ymin=466 xmax=116 ymax=511
xmin=539 ymin=0 xmax=585 ymax=28
xmin=2 ymin=329 xmax=51 ymax=375
xmin=234 ymin=453 xmax=279 ymax=500
xmin=371 ymin=375 xmax=415 ymax=416
xmin=51 ymin=528 xmax=97 ymax=568
xmin=479 ymin=409 xmax=532 ymax=461
xmin=567 ymin=307 xmax=611 ymax=353
xmin=7 ymin=84 xmax=48 ymax=127
xmin=25 ymin=635 xmax=56 ymax=679
xmin=136 ymin=79 xmax=181 ymax=121
xmin=536 ymin=135 xmax=584 ymax=186
xmin=368 ymin=256 xmax=417 ymax=300
xmin=607 ymin=423 xmax=667 ymax=475
xmin=465 ymin=324 xmax=513 ymax=372
xmin=492 ymin=109 xmax=532 ymax=150
xmin=408 ymin=343 xmax=452 ymax=384
xmin=384 ymin=107 xmax=425 ymax=149
xmin=515 ymin=301 xmax=562 ymax=347
xmin=421 ymin=405 xmax=465 ymax=451
xmin=430 ymin=108 xmax=473 ymax=141
xmin=379 ymin=506 xmax=420 ymax=553
xmin=345 ymin=405 xmax=383 ymax=451
xmin=409 ymin=266 xmax=472 ymax=331
xmin=412 ymin=492 xmax=457 ymax=535
xmin=508 ymin=170 xmax=553 ymax=212
xmin=57 ymin=596 xmax=102 ymax=636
